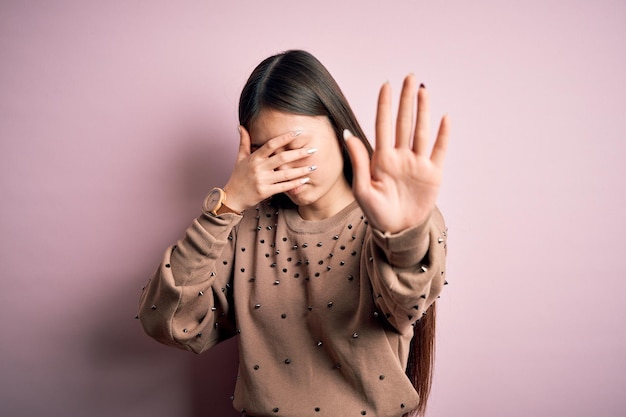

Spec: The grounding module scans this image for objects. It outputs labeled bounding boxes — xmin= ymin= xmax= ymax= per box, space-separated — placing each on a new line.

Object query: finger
xmin=375 ymin=82 xmax=393 ymax=150
xmin=268 ymin=177 xmax=312 ymax=195
xmin=430 ymin=114 xmax=450 ymax=167
xmin=396 ymin=74 xmax=417 ymax=149
xmin=237 ymin=126 xmax=252 ymax=160
xmin=269 ymin=164 xmax=317 ymax=184
xmin=413 ymin=83 xmax=430 ymax=154
xmin=343 ymin=130 xmax=372 ymax=197
xmin=265 ymin=146 xmax=317 ymax=171
xmin=255 ymin=130 xmax=302 ymax=159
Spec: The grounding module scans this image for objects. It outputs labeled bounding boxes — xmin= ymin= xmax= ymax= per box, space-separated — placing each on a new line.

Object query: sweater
xmin=138 ymin=198 xmax=447 ymax=417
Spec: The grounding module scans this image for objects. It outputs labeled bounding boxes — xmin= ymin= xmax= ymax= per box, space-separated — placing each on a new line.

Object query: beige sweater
xmin=139 ymin=198 xmax=447 ymax=417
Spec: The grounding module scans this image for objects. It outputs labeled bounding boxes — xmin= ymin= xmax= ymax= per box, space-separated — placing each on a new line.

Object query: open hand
xmin=344 ymin=74 xmax=450 ymax=234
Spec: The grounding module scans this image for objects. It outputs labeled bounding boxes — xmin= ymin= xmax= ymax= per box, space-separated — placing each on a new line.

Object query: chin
xmin=286 ymin=194 xmax=315 ymax=207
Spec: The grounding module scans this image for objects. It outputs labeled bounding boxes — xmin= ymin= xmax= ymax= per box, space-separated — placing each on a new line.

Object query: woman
xmin=138 ymin=49 xmax=450 ymax=417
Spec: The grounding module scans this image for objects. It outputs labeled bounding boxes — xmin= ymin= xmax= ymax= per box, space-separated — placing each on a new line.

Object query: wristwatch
xmin=203 ymin=188 xmax=240 ymax=216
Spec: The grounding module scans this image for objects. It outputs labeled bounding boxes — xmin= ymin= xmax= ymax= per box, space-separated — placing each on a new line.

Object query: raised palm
xmin=345 ymin=74 xmax=450 ymax=234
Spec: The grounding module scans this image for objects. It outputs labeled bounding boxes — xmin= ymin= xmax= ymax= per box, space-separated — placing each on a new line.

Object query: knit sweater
xmin=138 ymin=198 xmax=447 ymax=417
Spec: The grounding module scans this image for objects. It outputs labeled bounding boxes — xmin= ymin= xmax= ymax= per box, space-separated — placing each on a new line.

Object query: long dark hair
xmin=238 ymin=49 xmax=436 ymax=416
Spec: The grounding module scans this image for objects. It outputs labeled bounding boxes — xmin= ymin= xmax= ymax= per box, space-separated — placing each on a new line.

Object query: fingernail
xmin=300 ymin=177 xmax=311 ymax=184
xmin=292 ymin=130 xmax=302 ymax=137
xmin=419 ymin=83 xmax=426 ymax=89
xmin=343 ymin=129 xmax=354 ymax=141
xmin=308 ymin=165 xmax=317 ymax=172
xmin=306 ymin=147 xmax=318 ymax=154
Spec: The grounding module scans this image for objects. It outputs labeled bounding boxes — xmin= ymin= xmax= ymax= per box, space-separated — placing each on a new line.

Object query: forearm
xmin=138 ymin=211 xmax=242 ymax=352
xmin=364 ymin=207 xmax=448 ymax=334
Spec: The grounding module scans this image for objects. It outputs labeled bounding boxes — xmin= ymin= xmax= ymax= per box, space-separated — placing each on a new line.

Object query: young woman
xmin=138 ymin=49 xmax=450 ymax=417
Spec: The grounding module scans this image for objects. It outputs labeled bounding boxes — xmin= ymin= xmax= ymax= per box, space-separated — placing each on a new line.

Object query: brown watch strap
xmin=216 ymin=203 xmax=240 ymax=215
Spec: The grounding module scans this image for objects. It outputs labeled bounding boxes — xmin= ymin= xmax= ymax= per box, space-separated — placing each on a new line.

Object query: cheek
xmin=316 ymin=142 xmax=345 ymax=175
xmin=325 ymin=139 xmax=345 ymax=166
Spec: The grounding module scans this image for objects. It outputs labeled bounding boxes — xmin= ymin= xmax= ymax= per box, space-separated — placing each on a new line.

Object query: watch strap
xmin=216 ymin=203 xmax=240 ymax=215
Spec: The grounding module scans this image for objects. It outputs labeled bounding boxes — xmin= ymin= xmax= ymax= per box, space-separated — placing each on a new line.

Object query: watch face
xmin=207 ymin=191 xmax=220 ymax=210
xmin=206 ymin=190 xmax=221 ymax=210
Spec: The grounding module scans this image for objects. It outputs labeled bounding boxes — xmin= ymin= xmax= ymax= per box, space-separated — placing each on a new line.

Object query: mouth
xmin=287 ymin=182 xmax=307 ymax=196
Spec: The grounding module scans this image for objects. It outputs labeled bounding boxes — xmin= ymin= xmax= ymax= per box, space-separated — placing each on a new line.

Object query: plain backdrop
xmin=1 ymin=1 xmax=625 ymax=416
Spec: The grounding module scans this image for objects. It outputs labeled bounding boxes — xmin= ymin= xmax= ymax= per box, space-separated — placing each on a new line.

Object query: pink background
xmin=1 ymin=1 xmax=625 ymax=416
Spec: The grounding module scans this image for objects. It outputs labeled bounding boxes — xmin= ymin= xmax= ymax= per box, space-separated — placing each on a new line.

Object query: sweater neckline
xmin=283 ymin=200 xmax=361 ymax=234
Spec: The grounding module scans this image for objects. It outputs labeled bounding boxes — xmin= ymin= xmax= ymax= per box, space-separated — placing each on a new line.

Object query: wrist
xmin=221 ymin=185 xmax=245 ymax=213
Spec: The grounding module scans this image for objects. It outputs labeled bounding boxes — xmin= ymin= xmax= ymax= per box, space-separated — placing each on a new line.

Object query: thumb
xmin=343 ymin=129 xmax=371 ymax=197
xmin=237 ymin=125 xmax=251 ymax=160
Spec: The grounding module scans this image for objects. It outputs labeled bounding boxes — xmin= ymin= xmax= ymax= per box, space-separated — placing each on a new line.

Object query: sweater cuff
xmin=198 ymin=210 xmax=243 ymax=225
xmin=194 ymin=210 xmax=244 ymax=245
xmin=370 ymin=217 xmax=431 ymax=268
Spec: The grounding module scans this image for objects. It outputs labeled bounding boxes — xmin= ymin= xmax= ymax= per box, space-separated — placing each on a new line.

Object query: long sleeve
xmin=364 ymin=207 xmax=447 ymax=335
xmin=138 ymin=211 xmax=243 ymax=353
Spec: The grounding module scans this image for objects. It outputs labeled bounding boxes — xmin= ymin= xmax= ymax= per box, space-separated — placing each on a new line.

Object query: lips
xmin=287 ymin=182 xmax=307 ymax=196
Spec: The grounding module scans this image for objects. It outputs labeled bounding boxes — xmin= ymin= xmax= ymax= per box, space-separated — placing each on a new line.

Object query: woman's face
xmin=249 ymin=110 xmax=354 ymax=219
